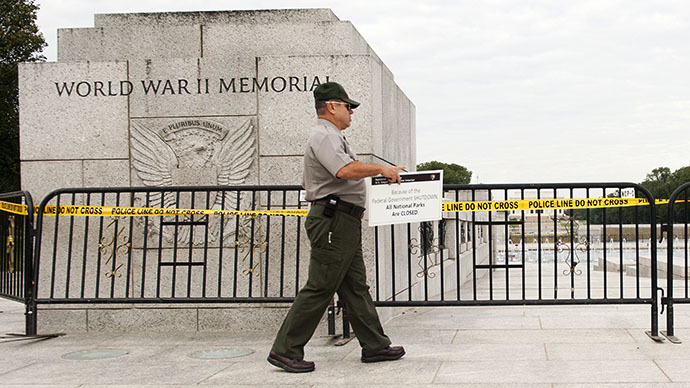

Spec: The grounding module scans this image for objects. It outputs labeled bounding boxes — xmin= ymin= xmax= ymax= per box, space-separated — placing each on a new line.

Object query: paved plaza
xmin=2 ymin=296 xmax=690 ymax=387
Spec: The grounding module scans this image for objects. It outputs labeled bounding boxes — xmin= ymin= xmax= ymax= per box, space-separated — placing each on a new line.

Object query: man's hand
xmin=337 ymin=161 xmax=407 ymax=182
xmin=380 ymin=165 xmax=406 ymax=185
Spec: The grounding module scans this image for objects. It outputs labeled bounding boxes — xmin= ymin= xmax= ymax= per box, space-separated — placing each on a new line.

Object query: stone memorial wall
xmin=20 ymin=9 xmax=415 ymax=201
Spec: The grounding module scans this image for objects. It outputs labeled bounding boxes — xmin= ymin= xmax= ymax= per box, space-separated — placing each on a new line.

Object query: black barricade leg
xmin=25 ymin=200 xmax=36 ymax=337
xmin=646 ymin=199 xmax=663 ymax=342
xmin=327 ymin=302 xmax=336 ymax=336
xmin=25 ymin=300 xmax=37 ymax=336
xmin=332 ymin=300 xmax=354 ymax=346
xmin=664 ymin=299 xmax=678 ymax=342
xmin=342 ymin=302 xmax=351 ymax=339
xmin=664 ymin=206 xmax=678 ymax=342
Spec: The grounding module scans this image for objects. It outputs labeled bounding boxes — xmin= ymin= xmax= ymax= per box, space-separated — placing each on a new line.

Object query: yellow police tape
xmin=442 ymin=197 xmax=668 ymax=212
xmin=0 ymin=197 xmax=676 ymax=218
xmin=36 ymin=205 xmax=311 ymax=217
xmin=0 ymin=201 xmax=29 ymax=216
xmin=0 ymin=201 xmax=309 ymax=217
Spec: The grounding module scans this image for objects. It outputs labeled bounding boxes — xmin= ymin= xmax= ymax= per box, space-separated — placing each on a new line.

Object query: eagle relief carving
xmin=130 ymin=118 xmax=255 ymax=245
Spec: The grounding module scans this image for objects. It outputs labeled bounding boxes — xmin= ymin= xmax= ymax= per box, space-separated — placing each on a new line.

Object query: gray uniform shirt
xmin=303 ymin=118 xmax=366 ymax=208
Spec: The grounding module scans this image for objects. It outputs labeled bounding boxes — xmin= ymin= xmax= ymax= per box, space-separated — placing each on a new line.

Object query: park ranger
xmin=268 ymin=82 xmax=406 ymax=373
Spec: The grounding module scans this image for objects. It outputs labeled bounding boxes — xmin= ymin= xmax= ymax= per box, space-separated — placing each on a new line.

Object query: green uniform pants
xmin=271 ymin=204 xmax=391 ymax=360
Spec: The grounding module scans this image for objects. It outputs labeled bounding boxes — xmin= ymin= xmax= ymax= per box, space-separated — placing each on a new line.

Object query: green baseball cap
xmin=313 ymin=82 xmax=360 ymax=109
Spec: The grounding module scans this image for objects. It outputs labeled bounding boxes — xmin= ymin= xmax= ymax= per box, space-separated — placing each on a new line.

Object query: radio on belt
xmin=324 ymin=194 xmax=339 ymax=218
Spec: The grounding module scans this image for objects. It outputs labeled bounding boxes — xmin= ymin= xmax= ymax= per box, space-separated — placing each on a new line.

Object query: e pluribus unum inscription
xmin=131 ymin=118 xmax=255 ymax=245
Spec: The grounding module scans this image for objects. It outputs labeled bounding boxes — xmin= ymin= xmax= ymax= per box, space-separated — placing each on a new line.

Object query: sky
xmin=35 ymin=0 xmax=690 ymax=185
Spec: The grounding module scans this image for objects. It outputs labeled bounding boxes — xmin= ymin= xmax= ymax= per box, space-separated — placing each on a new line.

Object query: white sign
xmin=367 ymin=170 xmax=443 ymax=226
xmin=621 ymin=188 xmax=636 ymax=198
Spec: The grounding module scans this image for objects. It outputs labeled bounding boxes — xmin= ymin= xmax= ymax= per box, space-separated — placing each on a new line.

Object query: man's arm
xmin=336 ymin=161 xmax=406 ymax=184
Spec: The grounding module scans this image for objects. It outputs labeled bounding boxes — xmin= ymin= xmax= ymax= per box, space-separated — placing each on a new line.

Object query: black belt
xmin=312 ymin=198 xmax=365 ymax=219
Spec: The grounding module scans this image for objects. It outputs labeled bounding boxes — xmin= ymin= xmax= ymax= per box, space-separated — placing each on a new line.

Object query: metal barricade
xmin=372 ymin=183 xmax=662 ymax=340
xmin=33 ymin=186 xmax=306 ymax=305
xmin=0 ymin=191 xmax=37 ymax=336
xmin=30 ymin=183 xmax=664 ymax=340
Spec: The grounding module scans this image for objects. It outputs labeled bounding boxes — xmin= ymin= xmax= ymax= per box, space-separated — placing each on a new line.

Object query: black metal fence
xmin=372 ymin=183 xmax=661 ymax=339
xmin=3 ymin=182 xmax=685 ymax=340
xmin=33 ymin=186 xmax=306 ymax=305
xmin=663 ymin=182 xmax=690 ymax=342
xmin=0 ymin=191 xmax=36 ymax=335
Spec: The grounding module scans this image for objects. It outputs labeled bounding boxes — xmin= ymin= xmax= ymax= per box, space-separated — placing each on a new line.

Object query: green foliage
xmin=640 ymin=166 xmax=690 ymax=200
xmin=577 ymin=166 xmax=690 ymax=225
xmin=640 ymin=167 xmax=673 ymax=199
xmin=0 ymin=0 xmax=46 ymax=192
xmin=642 ymin=166 xmax=690 ymax=224
xmin=416 ymin=160 xmax=472 ymax=184
xmin=673 ymin=166 xmax=690 ymax=186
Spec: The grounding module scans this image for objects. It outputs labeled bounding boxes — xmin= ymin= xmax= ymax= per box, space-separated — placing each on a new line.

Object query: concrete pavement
xmin=2 ymin=297 xmax=690 ymax=387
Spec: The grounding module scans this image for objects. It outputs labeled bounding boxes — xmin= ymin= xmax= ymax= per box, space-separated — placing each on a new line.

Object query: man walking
xmin=268 ymin=82 xmax=406 ymax=373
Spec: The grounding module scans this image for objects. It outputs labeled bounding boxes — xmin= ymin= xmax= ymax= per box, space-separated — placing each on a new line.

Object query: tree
xmin=672 ymin=166 xmax=690 ymax=187
xmin=416 ymin=160 xmax=472 ymax=184
xmin=0 ymin=0 xmax=46 ymax=192
xmin=642 ymin=165 xmax=690 ymax=224
xmin=641 ymin=167 xmax=673 ymax=200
